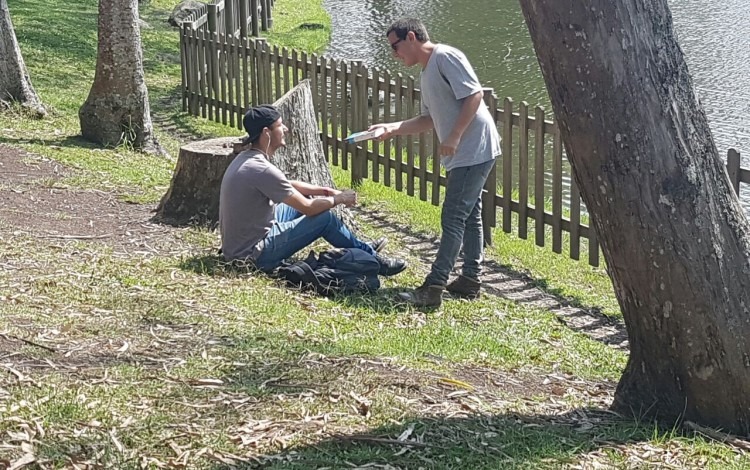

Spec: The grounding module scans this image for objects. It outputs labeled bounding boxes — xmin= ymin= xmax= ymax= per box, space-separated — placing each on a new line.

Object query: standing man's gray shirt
xmin=219 ymin=149 xmax=294 ymax=261
xmin=420 ymin=44 xmax=501 ymax=171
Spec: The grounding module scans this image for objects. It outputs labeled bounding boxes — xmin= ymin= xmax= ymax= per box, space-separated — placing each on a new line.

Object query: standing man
xmin=368 ymin=18 xmax=501 ymax=307
xmin=220 ymin=104 xmax=406 ymax=276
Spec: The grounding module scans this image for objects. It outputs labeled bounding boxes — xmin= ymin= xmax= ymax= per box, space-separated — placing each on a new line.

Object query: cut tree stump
xmin=154 ymin=79 xmax=350 ymax=226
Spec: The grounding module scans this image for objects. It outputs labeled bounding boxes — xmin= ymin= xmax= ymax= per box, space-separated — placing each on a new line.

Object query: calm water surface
xmin=323 ymin=0 xmax=750 ymax=165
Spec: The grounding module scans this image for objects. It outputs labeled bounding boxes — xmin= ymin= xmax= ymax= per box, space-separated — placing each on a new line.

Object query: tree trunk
xmin=0 ymin=0 xmax=46 ymax=117
xmin=155 ymin=80 xmax=351 ymax=226
xmin=79 ymin=0 xmax=164 ymax=155
xmin=519 ymin=0 xmax=750 ymax=434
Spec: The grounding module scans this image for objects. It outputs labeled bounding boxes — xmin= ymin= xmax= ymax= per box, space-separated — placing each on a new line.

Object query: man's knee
xmin=308 ymin=210 xmax=339 ymax=228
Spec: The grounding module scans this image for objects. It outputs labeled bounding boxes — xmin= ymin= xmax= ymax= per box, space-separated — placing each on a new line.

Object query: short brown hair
xmin=387 ymin=18 xmax=430 ymax=42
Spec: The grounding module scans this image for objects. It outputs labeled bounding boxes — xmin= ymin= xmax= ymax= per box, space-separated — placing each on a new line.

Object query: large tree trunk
xmin=155 ymin=80 xmax=351 ymax=226
xmin=79 ymin=0 xmax=164 ymax=155
xmin=0 ymin=0 xmax=46 ymax=117
xmin=519 ymin=0 xmax=750 ymax=433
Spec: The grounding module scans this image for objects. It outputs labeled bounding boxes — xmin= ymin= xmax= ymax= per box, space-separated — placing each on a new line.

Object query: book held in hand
xmin=344 ymin=127 xmax=385 ymax=144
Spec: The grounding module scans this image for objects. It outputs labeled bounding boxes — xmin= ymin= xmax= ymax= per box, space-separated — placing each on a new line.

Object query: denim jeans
xmin=253 ymin=203 xmax=375 ymax=272
xmin=425 ymin=159 xmax=495 ymax=286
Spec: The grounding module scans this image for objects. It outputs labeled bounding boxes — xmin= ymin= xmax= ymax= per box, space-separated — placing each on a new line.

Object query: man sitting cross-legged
xmin=219 ymin=104 xmax=406 ymax=276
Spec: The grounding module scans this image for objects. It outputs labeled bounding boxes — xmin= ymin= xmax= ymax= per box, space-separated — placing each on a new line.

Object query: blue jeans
xmin=425 ymin=159 xmax=495 ymax=286
xmin=253 ymin=204 xmax=375 ymax=272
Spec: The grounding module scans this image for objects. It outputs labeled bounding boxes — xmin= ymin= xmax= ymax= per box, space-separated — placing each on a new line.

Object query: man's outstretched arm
xmin=366 ymin=114 xmax=434 ymax=140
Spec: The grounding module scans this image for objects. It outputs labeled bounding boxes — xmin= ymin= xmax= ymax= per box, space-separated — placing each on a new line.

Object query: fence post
xmin=180 ymin=27 xmax=188 ymax=112
xmin=482 ymin=88 xmax=497 ymax=247
xmin=207 ymin=3 xmax=217 ymax=33
xmin=224 ymin=0 xmax=234 ymax=37
xmin=350 ymin=61 xmax=364 ymax=187
xmin=260 ymin=0 xmax=269 ymax=31
xmin=359 ymin=62 xmax=369 ymax=183
xmin=727 ymin=148 xmax=741 ymax=196
xmin=250 ymin=0 xmax=259 ymax=36
xmin=207 ymin=4 xmax=220 ymax=121
xmin=239 ymin=0 xmax=248 ymax=38
xmin=256 ymin=38 xmax=271 ymax=103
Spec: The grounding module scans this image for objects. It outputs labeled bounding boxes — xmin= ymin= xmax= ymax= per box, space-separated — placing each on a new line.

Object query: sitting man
xmin=219 ymin=104 xmax=406 ymax=276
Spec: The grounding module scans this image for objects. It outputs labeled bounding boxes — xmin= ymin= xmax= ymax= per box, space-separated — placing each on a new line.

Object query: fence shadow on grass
xmin=353 ymin=206 xmax=630 ymax=351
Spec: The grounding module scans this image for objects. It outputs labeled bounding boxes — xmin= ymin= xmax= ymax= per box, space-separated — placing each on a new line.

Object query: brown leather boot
xmin=446 ymin=275 xmax=481 ymax=299
xmin=397 ymin=283 xmax=444 ymax=308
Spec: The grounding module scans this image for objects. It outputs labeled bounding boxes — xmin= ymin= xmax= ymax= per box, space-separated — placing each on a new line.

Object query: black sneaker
xmin=371 ymin=237 xmax=388 ymax=253
xmin=375 ymin=254 xmax=407 ymax=276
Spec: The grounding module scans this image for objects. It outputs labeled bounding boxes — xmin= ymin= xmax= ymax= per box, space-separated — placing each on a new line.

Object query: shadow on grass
xmin=238 ymin=409 xmax=649 ymax=469
xmin=131 ymin=333 xmax=644 ymax=469
xmin=0 ymin=134 xmax=102 ymax=151
xmin=354 ymin=206 xmax=630 ymax=350
xmin=179 ymin=254 xmax=413 ymax=314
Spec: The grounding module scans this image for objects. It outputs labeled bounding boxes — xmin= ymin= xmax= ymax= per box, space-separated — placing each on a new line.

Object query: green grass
xmin=1 ymin=0 xmax=748 ymax=468
xmin=265 ymin=0 xmax=332 ymax=52
xmin=333 ymin=165 xmax=621 ymax=318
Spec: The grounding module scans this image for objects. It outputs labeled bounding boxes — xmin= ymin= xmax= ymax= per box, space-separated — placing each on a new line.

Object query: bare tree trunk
xmin=79 ymin=0 xmax=164 ymax=155
xmin=519 ymin=0 xmax=750 ymax=434
xmin=0 ymin=0 xmax=46 ymax=117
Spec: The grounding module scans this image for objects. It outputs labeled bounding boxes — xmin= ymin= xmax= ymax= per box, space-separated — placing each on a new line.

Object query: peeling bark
xmin=0 ymin=0 xmax=46 ymax=117
xmin=519 ymin=0 xmax=750 ymax=433
xmin=79 ymin=0 xmax=164 ymax=155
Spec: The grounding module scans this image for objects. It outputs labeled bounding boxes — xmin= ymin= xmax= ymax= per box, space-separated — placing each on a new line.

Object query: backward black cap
xmin=242 ymin=105 xmax=281 ymax=143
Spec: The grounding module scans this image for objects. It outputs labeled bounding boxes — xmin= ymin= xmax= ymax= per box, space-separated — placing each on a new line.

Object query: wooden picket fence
xmin=180 ymin=0 xmax=274 ymax=41
xmin=179 ymin=33 xmax=747 ymax=268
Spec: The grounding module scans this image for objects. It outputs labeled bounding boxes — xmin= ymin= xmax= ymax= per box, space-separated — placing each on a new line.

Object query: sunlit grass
xmin=1 ymin=0 xmax=746 ymax=468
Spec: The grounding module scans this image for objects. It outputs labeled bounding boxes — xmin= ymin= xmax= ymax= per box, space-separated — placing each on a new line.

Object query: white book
xmin=344 ymin=127 xmax=385 ymax=144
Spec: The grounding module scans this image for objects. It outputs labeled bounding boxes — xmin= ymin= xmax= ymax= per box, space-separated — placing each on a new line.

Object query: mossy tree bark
xmin=0 ymin=0 xmax=46 ymax=117
xmin=519 ymin=0 xmax=750 ymax=434
xmin=79 ymin=0 xmax=164 ymax=155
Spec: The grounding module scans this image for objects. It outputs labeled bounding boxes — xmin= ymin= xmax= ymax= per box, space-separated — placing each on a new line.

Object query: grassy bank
xmin=0 ymin=0 xmax=747 ymax=468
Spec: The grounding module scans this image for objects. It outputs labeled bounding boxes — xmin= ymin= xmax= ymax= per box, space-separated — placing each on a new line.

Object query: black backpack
xmin=276 ymin=248 xmax=381 ymax=296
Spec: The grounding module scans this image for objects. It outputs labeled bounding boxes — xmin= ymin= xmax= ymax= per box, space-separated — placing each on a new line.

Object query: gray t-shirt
xmin=420 ymin=44 xmax=501 ymax=171
xmin=219 ymin=149 xmax=294 ymax=261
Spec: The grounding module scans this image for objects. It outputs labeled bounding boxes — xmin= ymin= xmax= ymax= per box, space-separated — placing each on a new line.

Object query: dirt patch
xmin=0 ymin=144 xmax=191 ymax=254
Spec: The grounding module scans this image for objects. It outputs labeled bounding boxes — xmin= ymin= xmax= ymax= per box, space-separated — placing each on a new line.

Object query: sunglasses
xmin=390 ymin=38 xmax=404 ymax=52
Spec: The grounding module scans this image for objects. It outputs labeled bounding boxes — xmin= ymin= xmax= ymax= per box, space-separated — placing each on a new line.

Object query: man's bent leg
xmin=424 ymin=160 xmax=494 ymax=286
xmin=274 ymin=203 xmax=302 ymax=223
xmin=254 ymin=211 xmax=374 ymax=271
xmin=315 ymin=211 xmax=376 ymax=255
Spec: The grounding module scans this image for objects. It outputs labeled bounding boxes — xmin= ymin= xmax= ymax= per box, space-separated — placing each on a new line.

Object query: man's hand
xmin=367 ymin=122 xmax=400 ymax=141
xmin=439 ymin=134 xmax=460 ymax=157
xmin=333 ymin=189 xmax=357 ymax=207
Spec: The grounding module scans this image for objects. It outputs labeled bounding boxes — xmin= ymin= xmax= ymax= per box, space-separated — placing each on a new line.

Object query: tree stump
xmin=155 ymin=79 xmax=351 ymax=226
xmin=153 ymin=137 xmax=238 ymax=225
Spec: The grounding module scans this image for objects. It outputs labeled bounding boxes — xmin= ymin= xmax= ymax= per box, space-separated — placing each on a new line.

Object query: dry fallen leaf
xmin=188 ymin=378 xmax=224 ymax=387
xmin=8 ymin=453 xmax=35 ymax=470
xmin=438 ymin=377 xmax=475 ymax=391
